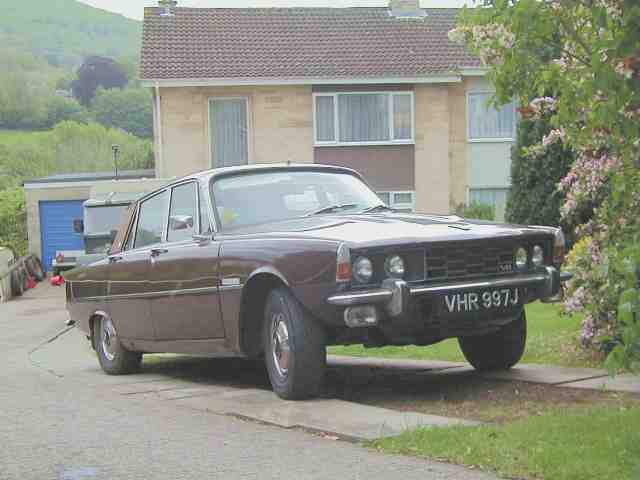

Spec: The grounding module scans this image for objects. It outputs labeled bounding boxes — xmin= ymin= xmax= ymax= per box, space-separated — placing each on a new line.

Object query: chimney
xmin=389 ymin=0 xmax=426 ymax=18
xmin=158 ymin=0 xmax=177 ymax=17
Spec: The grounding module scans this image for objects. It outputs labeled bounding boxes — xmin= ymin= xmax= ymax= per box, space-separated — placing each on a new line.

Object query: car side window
xmin=168 ymin=182 xmax=198 ymax=242
xmin=134 ymin=190 xmax=169 ymax=249
xmin=110 ymin=204 xmax=136 ymax=254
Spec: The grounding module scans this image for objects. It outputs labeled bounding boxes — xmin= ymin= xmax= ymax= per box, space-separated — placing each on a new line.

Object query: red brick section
xmin=141 ymin=7 xmax=481 ymax=81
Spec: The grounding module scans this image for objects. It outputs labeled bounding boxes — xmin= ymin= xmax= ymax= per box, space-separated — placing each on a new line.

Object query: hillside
xmin=0 ymin=0 xmax=141 ymax=68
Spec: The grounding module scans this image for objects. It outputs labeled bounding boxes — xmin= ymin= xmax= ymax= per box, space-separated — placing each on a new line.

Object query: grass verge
xmin=372 ymin=404 xmax=640 ymax=480
xmin=329 ymin=302 xmax=599 ymax=368
xmin=0 ymin=129 xmax=50 ymax=146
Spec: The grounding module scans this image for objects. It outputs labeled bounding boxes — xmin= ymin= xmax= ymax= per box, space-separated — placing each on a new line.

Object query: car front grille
xmin=425 ymin=238 xmax=521 ymax=281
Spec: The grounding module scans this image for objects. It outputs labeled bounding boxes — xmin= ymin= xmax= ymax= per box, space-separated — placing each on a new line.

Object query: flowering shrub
xmin=452 ymin=0 xmax=640 ymax=370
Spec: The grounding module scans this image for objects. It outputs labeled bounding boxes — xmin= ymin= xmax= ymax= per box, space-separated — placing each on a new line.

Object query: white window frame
xmin=207 ymin=96 xmax=253 ymax=168
xmin=313 ymin=91 xmax=415 ymax=147
xmin=466 ymin=90 xmax=517 ymax=143
xmin=377 ymin=190 xmax=416 ymax=212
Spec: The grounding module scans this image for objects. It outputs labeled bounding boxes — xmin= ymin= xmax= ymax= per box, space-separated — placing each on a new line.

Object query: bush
xmin=0 ymin=187 xmax=27 ymax=256
xmin=45 ymin=96 xmax=88 ymax=128
xmin=505 ymin=119 xmax=574 ymax=228
xmin=455 ymin=201 xmax=495 ymax=221
xmin=91 ymin=87 xmax=153 ymax=138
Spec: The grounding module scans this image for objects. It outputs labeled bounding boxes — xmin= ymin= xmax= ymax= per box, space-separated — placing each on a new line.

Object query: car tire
xmin=95 ymin=316 xmax=142 ymax=375
xmin=263 ymin=287 xmax=326 ymax=400
xmin=10 ymin=270 xmax=24 ymax=297
xmin=26 ymin=256 xmax=45 ymax=282
xmin=458 ymin=310 xmax=527 ymax=371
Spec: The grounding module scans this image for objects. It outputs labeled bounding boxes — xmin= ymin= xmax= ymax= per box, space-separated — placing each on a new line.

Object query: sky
xmin=77 ymin=0 xmax=471 ymax=21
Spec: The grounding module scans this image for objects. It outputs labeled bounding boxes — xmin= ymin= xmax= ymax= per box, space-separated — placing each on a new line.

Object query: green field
xmin=330 ymin=302 xmax=597 ymax=368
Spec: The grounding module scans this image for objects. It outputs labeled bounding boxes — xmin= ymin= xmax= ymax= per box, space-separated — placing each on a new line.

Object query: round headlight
xmin=532 ymin=245 xmax=544 ymax=267
xmin=515 ymin=247 xmax=528 ymax=270
xmin=384 ymin=255 xmax=405 ymax=278
xmin=353 ymin=256 xmax=373 ymax=283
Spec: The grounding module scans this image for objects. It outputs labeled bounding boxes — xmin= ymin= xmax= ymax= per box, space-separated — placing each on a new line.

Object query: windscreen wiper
xmin=360 ymin=204 xmax=395 ymax=213
xmin=305 ymin=203 xmax=358 ymax=216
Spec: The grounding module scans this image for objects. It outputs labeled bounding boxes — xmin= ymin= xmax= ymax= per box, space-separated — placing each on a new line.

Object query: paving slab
xmin=559 ymin=374 xmax=640 ymax=394
xmin=328 ymin=355 xmax=465 ymax=371
xmin=479 ymin=363 xmax=608 ymax=385
xmin=173 ymin=388 xmax=480 ymax=441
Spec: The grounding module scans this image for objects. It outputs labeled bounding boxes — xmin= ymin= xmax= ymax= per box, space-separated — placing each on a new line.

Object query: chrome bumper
xmin=328 ymin=267 xmax=573 ymax=315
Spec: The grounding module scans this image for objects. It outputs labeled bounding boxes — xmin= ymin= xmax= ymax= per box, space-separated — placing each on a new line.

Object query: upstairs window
xmin=314 ymin=92 xmax=414 ymax=145
xmin=468 ymin=92 xmax=516 ymax=141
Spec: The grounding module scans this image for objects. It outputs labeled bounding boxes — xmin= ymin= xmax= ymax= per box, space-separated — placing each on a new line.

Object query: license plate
xmin=444 ymin=288 xmax=520 ymax=314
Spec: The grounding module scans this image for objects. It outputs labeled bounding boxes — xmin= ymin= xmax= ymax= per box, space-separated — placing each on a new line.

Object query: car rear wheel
xmin=458 ymin=310 xmax=527 ymax=371
xmin=95 ymin=316 xmax=142 ymax=375
xmin=263 ymin=287 xmax=326 ymax=400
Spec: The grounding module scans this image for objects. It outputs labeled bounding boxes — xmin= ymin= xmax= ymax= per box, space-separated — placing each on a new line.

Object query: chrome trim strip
xmin=219 ymin=284 xmax=243 ymax=292
xmin=327 ymin=272 xmax=553 ymax=307
xmin=409 ymin=273 xmax=548 ymax=295
xmin=77 ymin=286 xmax=219 ymax=303
xmin=327 ymin=289 xmax=393 ymax=306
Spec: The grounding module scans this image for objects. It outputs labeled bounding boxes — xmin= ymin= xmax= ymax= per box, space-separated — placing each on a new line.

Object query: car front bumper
xmin=327 ymin=266 xmax=573 ymax=321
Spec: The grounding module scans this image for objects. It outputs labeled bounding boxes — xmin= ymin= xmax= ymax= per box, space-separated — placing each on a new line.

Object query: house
xmin=141 ymin=0 xmax=517 ymax=217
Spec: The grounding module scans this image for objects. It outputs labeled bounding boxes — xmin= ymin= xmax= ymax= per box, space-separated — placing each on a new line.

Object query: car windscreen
xmin=84 ymin=205 xmax=129 ymax=234
xmin=210 ymin=170 xmax=382 ymax=229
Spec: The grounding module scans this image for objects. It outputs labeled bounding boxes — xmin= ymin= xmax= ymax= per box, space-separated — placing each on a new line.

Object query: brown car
xmin=66 ymin=164 xmax=570 ymax=399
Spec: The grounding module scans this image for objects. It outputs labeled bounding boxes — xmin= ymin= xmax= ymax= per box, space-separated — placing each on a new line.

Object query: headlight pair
xmin=353 ymin=254 xmax=405 ymax=284
xmin=515 ymin=245 xmax=545 ymax=270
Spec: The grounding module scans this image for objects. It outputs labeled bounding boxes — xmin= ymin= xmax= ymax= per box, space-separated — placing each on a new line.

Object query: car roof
xmin=84 ymin=192 xmax=143 ymax=208
xmin=135 ymin=163 xmax=364 ymax=204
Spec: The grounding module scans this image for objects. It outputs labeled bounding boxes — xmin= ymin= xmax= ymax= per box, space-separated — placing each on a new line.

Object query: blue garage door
xmin=40 ymin=200 xmax=86 ymax=271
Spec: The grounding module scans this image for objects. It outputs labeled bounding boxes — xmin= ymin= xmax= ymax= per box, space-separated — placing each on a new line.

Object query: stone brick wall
xmin=155 ymin=85 xmax=314 ymax=179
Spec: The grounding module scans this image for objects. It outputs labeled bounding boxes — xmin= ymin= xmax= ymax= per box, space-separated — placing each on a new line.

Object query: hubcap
xmin=101 ymin=318 xmax=117 ymax=362
xmin=271 ymin=313 xmax=290 ymax=377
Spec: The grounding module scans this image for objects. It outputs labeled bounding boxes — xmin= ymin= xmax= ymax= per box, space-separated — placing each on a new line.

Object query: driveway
xmin=0 ymin=285 xmax=496 ymax=480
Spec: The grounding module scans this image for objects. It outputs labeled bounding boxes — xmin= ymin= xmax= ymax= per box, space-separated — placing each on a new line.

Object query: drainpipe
xmin=155 ymin=82 xmax=163 ymax=176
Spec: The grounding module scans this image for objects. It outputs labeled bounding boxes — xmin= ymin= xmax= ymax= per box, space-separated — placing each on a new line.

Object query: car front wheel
xmin=458 ymin=310 xmax=527 ymax=371
xmin=263 ymin=287 xmax=326 ymax=400
xmin=95 ymin=316 xmax=142 ymax=374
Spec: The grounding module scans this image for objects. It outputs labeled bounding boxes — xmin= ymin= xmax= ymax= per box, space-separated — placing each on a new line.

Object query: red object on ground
xmin=26 ymin=276 xmax=37 ymax=290
xmin=50 ymin=275 xmax=65 ymax=286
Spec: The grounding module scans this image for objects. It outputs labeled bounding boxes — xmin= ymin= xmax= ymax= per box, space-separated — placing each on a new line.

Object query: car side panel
xmin=66 ymin=259 xmax=111 ymax=335
xmin=218 ymin=237 xmax=341 ymax=345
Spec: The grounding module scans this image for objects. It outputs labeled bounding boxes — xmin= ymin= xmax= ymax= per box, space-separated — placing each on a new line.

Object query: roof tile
xmin=141 ymin=7 xmax=480 ymax=81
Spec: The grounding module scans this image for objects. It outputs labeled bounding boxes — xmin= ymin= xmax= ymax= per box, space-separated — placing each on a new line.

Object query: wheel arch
xmin=238 ymin=269 xmax=289 ymax=358
xmin=88 ymin=310 xmax=110 ymax=351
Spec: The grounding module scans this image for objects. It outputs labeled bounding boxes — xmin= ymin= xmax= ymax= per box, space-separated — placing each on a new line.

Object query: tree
xmin=71 ymin=56 xmax=128 ymax=106
xmin=451 ymin=0 xmax=640 ymax=370
xmin=505 ymin=118 xmax=574 ymax=229
xmin=91 ymin=88 xmax=153 ymax=138
xmin=45 ymin=96 xmax=87 ymax=129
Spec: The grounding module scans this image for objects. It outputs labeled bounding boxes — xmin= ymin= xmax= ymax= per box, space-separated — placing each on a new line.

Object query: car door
xmin=106 ymin=190 xmax=169 ymax=340
xmin=149 ymin=180 xmax=224 ymax=340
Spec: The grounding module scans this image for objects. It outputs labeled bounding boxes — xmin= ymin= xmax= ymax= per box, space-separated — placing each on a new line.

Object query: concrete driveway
xmin=1 ymin=284 xmax=497 ymax=480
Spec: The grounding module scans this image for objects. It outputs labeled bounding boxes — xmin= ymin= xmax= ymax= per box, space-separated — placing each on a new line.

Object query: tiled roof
xmin=141 ymin=7 xmax=481 ymax=81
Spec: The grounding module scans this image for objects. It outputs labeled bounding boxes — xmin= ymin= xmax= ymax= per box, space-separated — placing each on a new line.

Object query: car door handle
xmin=108 ymin=255 xmax=123 ymax=263
xmin=150 ymin=248 xmax=169 ymax=257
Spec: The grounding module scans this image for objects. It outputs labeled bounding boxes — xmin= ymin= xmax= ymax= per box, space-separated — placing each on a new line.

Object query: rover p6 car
xmin=65 ymin=164 xmax=570 ymax=399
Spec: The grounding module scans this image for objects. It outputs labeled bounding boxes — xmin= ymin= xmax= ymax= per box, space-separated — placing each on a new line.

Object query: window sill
xmin=314 ymin=140 xmax=415 ymax=147
xmin=468 ymin=138 xmax=514 ymax=144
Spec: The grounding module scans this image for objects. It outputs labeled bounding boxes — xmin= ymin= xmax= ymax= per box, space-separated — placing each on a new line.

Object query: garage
xmin=24 ymin=169 xmax=163 ymax=273
xmin=39 ymin=200 xmax=86 ymax=271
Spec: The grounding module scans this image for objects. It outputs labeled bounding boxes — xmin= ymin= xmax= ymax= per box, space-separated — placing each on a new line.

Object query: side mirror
xmin=73 ymin=219 xmax=84 ymax=234
xmin=169 ymin=215 xmax=194 ymax=231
